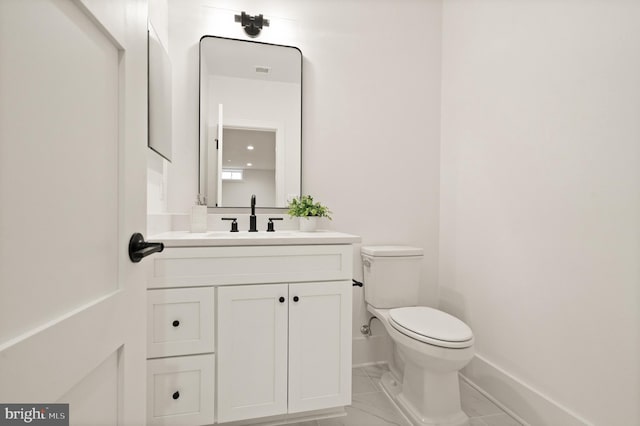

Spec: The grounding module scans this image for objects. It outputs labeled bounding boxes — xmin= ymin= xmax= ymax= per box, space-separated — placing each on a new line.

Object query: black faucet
xmin=249 ymin=194 xmax=257 ymax=232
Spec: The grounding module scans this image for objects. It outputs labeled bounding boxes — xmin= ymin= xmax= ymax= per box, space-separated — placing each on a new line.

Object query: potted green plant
xmin=287 ymin=195 xmax=332 ymax=232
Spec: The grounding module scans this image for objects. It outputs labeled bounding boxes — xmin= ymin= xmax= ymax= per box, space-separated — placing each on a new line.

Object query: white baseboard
xmin=461 ymin=355 xmax=592 ymax=426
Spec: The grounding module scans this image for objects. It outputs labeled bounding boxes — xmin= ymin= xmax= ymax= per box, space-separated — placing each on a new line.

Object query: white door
xmin=0 ymin=0 xmax=148 ymax=425
xmin=288 ymin=281 xmax=352 ymax=413
xmin=217 ymin=284 xmax=288 ymax=422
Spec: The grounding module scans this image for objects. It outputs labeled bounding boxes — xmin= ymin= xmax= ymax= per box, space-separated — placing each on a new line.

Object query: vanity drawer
xmin=147 ymin=354 xmax=215 ymax=426
xmin=147 ymin=287 xmax=215 ymax=358
xmin=147 ymin=244 xmax=353 ymax=288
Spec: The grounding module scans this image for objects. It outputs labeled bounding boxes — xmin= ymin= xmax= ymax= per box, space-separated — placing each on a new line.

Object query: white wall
xmin=440 ymin=1 xmax=640 ymax=425
xmin=165 ymin=0 xmax=443 ymax=362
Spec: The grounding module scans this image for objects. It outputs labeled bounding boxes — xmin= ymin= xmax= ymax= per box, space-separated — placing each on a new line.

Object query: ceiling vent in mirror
xmin=255 ymin=66 xmax=270 ymax=74
xmin=234 ymin=11 xmax=269 ymax=38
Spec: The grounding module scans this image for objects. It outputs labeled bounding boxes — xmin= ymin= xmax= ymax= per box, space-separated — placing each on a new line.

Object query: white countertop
xmin=149 ymin=230 xmax=361 ymax=247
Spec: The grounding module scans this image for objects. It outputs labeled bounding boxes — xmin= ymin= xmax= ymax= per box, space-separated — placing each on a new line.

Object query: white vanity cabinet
xmin=217 ymin=280 xmax=351 ymax=423
xmin=145 ymin=236 xmax=357 ymax=426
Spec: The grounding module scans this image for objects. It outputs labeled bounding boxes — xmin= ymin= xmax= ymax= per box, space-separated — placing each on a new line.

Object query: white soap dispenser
xmin=190 ymin=194 xmax=208 ymax=233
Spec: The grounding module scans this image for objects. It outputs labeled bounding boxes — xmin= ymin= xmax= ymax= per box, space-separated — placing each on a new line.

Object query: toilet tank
xmin=361 ymin=246 xmax=423 ymax=308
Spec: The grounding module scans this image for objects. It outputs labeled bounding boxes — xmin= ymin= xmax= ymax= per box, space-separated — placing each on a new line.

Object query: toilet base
xmin=380 ymin=371 xmax=469 ymax=426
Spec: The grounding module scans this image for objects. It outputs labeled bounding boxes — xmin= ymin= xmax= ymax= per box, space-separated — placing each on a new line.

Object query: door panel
xmin=0 ymin=0 xmax=119 ymax=344
xmin=0 ymin=293 xmax=125 ymax=401
xmin=217 ymin=284 xmax=288 ymax=422
xmin=0 ymin=0 xmax=147 ymax=424
xmin=59 ymin=351 xmax=119 ymax=425
xmin=288 ymin=281 xmax=352 ymax=413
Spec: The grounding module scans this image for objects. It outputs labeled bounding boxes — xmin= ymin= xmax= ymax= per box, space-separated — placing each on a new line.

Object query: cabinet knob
xmin=279 ymin=296 xmax=285 ymax=303
xmin=293 ymin=296 xmax=299 ymax=302
xmin=172 ymin=391 xmax=180 ymax=400
xmin=172 ymin=320 xmax=180 ymax=327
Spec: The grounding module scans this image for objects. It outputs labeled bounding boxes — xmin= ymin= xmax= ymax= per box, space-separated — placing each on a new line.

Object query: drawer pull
xmin=279 ymin=297 xmax=285 ymax=303
xmin=172 ymin=391 xmax=180 ymax=400
xmin=172 ymin=320 xmax=180 ymax=327
xmin=293 ymin=296 xmax=299 ymax=302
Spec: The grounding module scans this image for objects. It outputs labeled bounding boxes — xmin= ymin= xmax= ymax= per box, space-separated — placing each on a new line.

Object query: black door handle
xmin=128 ymin=233 xmax=164 ymax=263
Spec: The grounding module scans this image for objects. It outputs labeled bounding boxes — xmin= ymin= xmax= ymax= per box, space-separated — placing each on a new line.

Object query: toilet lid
xmin=389 ymin=307 xmax=473 ymax=349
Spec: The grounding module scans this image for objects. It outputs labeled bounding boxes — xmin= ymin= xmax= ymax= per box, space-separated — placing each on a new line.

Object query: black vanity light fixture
xmin=234 ymin=11 xmax=269 ymax=38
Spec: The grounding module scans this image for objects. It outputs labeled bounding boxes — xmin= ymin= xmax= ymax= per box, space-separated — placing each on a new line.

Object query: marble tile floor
xmin=288 ymin=364 xmax=522 ymax=426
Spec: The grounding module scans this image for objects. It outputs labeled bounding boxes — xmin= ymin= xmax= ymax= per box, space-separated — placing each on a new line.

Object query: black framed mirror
xmin=199 ymin=36 xmax=302 ymax=208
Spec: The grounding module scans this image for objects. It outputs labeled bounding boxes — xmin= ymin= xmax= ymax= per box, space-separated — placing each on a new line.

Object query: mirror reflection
xmin=199 ymin=36 xmax=302 ymax=208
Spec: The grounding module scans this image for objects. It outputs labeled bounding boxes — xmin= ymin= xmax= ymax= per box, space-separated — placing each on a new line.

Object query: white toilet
xmin=362 ymin=246 xmax=474 ymax=426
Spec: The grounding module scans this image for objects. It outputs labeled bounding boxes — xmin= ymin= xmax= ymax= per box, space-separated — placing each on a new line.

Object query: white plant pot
xmin=299 ymin=216 xmax=318 ymax=232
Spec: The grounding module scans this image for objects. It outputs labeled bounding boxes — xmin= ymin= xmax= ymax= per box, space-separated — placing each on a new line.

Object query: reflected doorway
xmin=221 ymin=128 xmax=276 ymax=206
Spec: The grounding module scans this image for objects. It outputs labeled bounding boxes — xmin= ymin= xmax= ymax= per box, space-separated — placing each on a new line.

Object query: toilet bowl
xmin=362 ymin=246 xmax=474 ymax=426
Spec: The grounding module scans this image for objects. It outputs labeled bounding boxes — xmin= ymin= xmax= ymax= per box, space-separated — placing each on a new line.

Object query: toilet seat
xmin=389 ymin=307 xmax=474 ymax=349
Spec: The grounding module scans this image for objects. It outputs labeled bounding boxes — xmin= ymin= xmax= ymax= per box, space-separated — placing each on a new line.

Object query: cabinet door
xmin=217 ymin=284 xmax=289 ymax=422
xmin=288 ymin=281 xmax=352 ymax=413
